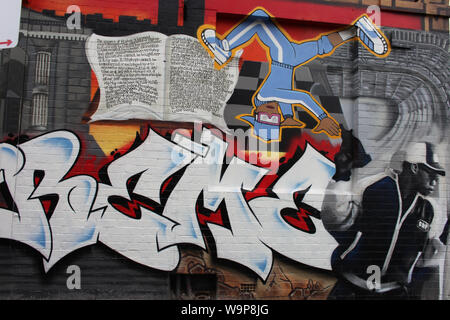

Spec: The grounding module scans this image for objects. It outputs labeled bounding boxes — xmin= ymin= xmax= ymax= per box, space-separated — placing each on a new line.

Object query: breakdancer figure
xmin=199 ymin=8 xmax=389 ymax=141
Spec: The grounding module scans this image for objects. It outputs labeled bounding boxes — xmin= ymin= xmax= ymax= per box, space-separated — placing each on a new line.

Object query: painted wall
xmin=0 ymin=0 xmax=448 ymax=300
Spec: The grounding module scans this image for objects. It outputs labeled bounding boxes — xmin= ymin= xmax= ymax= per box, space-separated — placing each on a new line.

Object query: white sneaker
xmin=354 ymin=15 xmax=389 ymax=56
xmin=200 ymin=29 xmax=232 ymax=65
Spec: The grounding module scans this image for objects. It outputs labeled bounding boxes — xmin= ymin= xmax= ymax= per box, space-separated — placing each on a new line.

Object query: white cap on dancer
xmin=405 ymin=142 xmax=446 ymax=176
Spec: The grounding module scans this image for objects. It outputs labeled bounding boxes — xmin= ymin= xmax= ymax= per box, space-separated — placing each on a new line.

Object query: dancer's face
xmin=414 ymin=164 xmax=439 ymax=196
xmin=255 ymin=102 xmax=281 ymax=126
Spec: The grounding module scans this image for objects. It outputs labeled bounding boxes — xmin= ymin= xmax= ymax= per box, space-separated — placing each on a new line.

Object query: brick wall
xmin=0 ymin=1 xmax=448 ymax=300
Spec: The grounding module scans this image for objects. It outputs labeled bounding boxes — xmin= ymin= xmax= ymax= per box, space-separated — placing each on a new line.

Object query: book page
xmin=85 ymin=32 xmax=167 ymax=121
xmin=164 ymin=34 xmax=240 ymax=131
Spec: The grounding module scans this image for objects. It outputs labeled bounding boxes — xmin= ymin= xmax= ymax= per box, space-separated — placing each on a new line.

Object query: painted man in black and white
xmin=327 ymin=142 xmax=447 ymax=299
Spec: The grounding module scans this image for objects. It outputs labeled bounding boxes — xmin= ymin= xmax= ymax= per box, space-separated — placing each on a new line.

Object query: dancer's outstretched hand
xmin=313 ymin=117 xmax=341 ymax=137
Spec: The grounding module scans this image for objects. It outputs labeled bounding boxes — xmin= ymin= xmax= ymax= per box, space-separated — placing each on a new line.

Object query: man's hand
xmin=313 ymin=116 xmax=341 ymax=137
xmin=418 ymin=237 xmax=446 ymax=268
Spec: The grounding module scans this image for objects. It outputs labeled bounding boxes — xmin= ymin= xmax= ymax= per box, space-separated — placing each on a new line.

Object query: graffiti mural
xmin=198 ymin=7 xmax=389 ymax=142
xmin=0 ymin=126 xmax=338 ymax=278
xmin=0 ymin=1 xmax=448 ymax=300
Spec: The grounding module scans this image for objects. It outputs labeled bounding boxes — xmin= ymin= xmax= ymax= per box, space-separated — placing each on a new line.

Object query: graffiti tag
xmin=0 ymin=128 xmax=337 ymax=279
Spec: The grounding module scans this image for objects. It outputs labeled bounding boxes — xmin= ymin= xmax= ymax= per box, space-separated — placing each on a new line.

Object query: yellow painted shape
xmin=89 ymin=122 xmax=141 ymax=155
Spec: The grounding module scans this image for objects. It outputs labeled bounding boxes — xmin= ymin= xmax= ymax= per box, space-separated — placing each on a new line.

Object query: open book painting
xmin=85 ymin=32 xmax=241 ymax=131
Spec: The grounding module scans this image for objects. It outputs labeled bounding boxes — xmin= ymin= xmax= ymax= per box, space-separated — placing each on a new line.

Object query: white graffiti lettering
xmin=0 ymin=129 xmax=338 ymax=280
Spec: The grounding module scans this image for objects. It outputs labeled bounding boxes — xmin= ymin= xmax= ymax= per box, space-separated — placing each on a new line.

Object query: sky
xmin=25 ymin=0 xmax=160 ymax=23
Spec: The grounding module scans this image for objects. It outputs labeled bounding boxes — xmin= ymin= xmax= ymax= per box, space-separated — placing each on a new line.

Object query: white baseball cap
xmin=405 ymin=142 xmax=445 ymax=176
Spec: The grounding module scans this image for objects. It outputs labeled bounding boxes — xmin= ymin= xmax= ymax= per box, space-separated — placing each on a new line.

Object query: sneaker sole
xmin=201 ymin=30 xmax=229 ymax=65
xmin=356 ymin=16 xmax=389 ymax=56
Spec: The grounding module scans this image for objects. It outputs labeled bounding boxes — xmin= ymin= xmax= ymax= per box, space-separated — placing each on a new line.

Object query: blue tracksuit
xmin=223 ymin=9 xmax=333 ymax=120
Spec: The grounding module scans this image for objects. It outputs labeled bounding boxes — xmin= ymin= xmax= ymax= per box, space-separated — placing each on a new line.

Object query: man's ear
xmin=410 ymin=163 xmax=419 ymax=174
